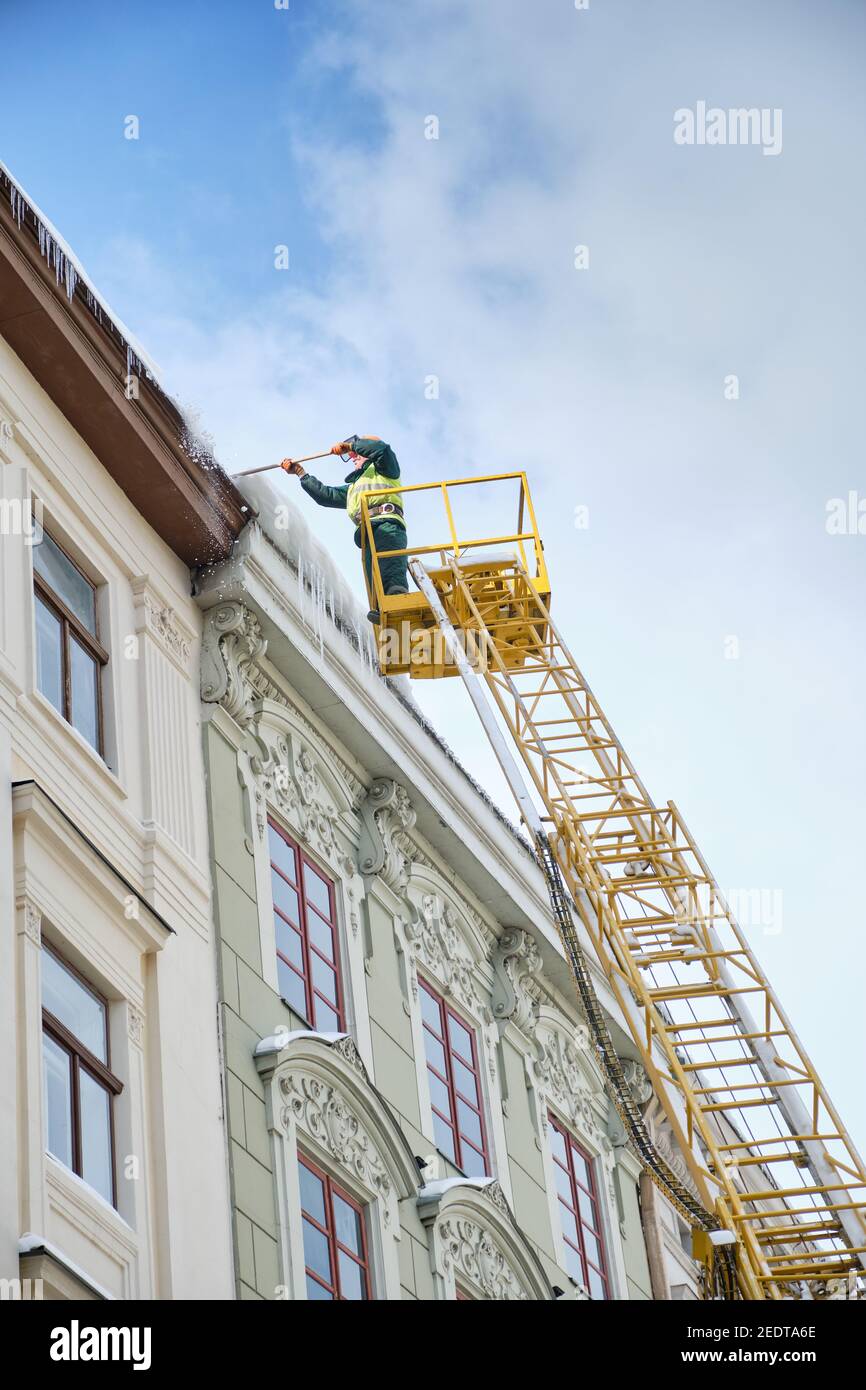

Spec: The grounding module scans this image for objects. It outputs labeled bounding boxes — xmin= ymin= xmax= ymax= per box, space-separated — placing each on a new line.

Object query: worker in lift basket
xmin=281 ymin=436 xmax=409 ymax=623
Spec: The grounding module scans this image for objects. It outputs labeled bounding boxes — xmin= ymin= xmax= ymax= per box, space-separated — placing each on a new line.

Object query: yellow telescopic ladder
xmin=361 ymin=474 xmax=866 ymax=1301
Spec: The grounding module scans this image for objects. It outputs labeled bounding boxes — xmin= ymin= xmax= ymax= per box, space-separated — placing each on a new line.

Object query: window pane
xmin=276 ymin=957 xmax=308 ymax=1018
xmin=70 ymin=637 xmax=99 ymax=750
xmin=553 ymin=1163 xmax=573 ymax=1203
xmin=338 ymin=1250 xmax=367 ymax=1300
xmin=313 ymin=997 xmax=340 ymax=1033
xmin=271 ymin=874 xmax=300 ymax=927
xmin=332 ymin=1193 xmax=362 ymax=1255
xmin=570 ymin=1146 xmax=591 ymax=1188
xmin=460 ymin=1142 xmax=487 ymax=1179
xmin=549 ymin=1124 xmax=568 ymax=1166
xmin=79 ymin=1069 xmax=113 ymax=1204
xmin=307 ymin=911 xmax=334 ymax=960
xmin=419 ymin=984 xmax=442 ymax=1034
xmin=452 ymin=1056 xmax=478 ymax=1104
xmin=302 ymin=1218 xmax=332 ymax=1283
xmin=311 ymin=954 xmax=336 ymax=1003
xmin=433 ymin=1111 xmax=456 ymax=1162
xmin=583 ymin=1231 xmax=603 ymax=1270
xmin=446 ymin=1013 xmax=474 ymax=1066
xmin=298 ymin=1163 xmax=327 ymax=1225
xmin=42 ymin=949 xmax=107 ymax=1061
xmin=564 ymin=1241 xmax=584 ymax=1285
xmin=33 ymin=530 xmax=96 ymax=632
xmin=421 ymin=1029 xmax=447 ymax=1077
xmin=43 ymin=1032 xmax=73 ymax=1168
xmin=558 ymin=1200 xmax=579 ymax=1248
xmin=456 ymin=1098 xmax=483 ymax=1149
xmin=302 ymin=862 xmax=331 ymax=918
xmin=268 ymin=824 xmax=297 ymax=883
xmin=35 ymin=596 xmax=63 ymax=713
xmin=306 ymin=1274 xmax=333 ymax=1300
xmin=588 ymin=1265 xmax=607 ymax=1300
xmin=275 ymin=916 xmax=303 ymax=970
xmin=427 ymin=1070 xmax=451 ymax=1120
xmin=577 ymin=1185 xmax=596 ymax=1227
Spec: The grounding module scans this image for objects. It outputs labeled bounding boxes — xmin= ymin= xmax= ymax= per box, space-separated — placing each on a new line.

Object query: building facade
xmin=195 ymin=480 xmax=690 ymax=1301
xmin=0 ymin=166 xmax=246 ymax=1299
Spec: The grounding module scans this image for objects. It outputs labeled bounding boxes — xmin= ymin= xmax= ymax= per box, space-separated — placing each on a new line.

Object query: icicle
xmin=9 ymin=186 xmax=24 ymax=228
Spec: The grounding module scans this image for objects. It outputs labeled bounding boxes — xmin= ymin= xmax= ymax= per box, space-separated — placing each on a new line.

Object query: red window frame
xmin=419 ymin=978 xmax=490 ymax=1177
xmin=268 ymin=819 xmax=344 ymax=1031
xmin=299 ymin=1155 xmax=372 ymax=1300
xmin=549 ymin=1112 xmax=610 ymax=1299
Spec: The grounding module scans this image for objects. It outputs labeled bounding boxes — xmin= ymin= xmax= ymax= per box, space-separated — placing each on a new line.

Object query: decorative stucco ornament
xmin=279 ymin=1071 xmax=393 ymax=1223
xmin=200 ymin=600 xmax=267 ymax=727
xmin=491 ymin=927 xmax=542 ymax=1035
xmin=357 ymin=777 xmax=417 ymax=894
xmin=437 ymin=1217 xmax=529 ymax=1301
xmin=405 ymin=893 xmax=483 ymax=1013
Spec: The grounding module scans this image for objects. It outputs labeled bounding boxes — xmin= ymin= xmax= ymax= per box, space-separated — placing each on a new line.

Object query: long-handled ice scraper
xmin=231 ymin=450 xmax=336 ymax=479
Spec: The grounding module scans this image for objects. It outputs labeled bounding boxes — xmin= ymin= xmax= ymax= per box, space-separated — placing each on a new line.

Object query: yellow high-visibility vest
xmin=346 ymin=464 xmax=405 ymax=526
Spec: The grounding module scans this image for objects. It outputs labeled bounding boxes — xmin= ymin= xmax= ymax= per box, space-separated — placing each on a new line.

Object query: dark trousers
xmin=357 ymin=519 xmax=408 ymax=597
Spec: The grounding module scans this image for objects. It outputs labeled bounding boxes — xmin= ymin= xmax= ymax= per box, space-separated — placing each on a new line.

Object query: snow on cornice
xmin=234 ymin=473 xmax=534 ymax=859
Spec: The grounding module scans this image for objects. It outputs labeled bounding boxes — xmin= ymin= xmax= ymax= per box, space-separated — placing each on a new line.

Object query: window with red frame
xmin=549 ymin=1113 xmax=609 ymax=1299
xmin=419 ymin=979 xmax=489 ymax=1178
xmin=268 ymin=820 xmax=343 ymax=1031
xmin=298 ymin=1156 xmax=371 ymax=1300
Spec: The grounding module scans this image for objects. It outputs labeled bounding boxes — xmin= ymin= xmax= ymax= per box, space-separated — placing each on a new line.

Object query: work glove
xmin=281 ymin=459 xmax=306 ymax=477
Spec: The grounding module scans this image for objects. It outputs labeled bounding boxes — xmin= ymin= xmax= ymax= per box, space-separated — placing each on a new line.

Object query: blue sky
xmin=2 ymin=1 xmax=864 ymax=1150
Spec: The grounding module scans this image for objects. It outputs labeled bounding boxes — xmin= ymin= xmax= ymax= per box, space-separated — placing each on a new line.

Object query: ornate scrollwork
xmin=491 ymin=928 xmax=542 ymax=1035
xmin=358 ymin=778 xmax=417 ymax=894
xmin=405 ymin=893 xmax=483 ymax=1013
xmin=201 ymin=601 xmax=267 ymax=727
xmin=437 ymin=1218 xmax=529 ymax=1300
xmin=279 ymin=1071 xmax=393 ymax=1223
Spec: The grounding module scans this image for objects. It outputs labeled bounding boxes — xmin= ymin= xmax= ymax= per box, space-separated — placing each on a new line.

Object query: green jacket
xmin=300 ymin=438 xmax=402 ymax=530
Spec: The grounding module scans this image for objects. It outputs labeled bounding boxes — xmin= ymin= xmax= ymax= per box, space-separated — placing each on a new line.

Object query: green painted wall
xmin=203 ymin=714 xmax=653 ymax=1302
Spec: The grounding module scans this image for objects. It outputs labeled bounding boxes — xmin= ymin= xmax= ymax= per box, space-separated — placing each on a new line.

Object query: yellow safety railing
xmin=358 ymin=472 xmax=549 ymax=623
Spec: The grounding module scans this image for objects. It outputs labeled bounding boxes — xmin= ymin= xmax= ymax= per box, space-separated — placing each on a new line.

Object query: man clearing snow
xmin=282 ymin=435 xmax=409 ymax=623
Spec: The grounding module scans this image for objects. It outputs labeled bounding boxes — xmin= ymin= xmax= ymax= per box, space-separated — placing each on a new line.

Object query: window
xmin=33 ymin=528 xmax=106 ymax=753
xmin=268 ymin=820 xmax=344 ymax=1031
xmin=41 ymin=945 xmax=122 ymax=1206
xmin=298 ymin=1156 xmax=371 ymax=1300
xmin=549 ymin=1113 xmax=609 ymax=1299
xmin=419 ymin=979 xmax=489 ymax=1178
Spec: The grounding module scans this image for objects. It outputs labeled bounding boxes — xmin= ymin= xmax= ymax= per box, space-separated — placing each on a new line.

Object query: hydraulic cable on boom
xmin=359 ymin=472 xmax=866 ymax=1301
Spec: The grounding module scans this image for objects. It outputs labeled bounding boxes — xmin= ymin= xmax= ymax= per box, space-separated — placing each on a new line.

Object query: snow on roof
xmin=1 ymin=158 xmax=162 ymax=381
